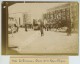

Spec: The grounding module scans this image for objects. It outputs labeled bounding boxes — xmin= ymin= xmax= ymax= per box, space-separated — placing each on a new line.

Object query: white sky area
xmin=8 ymin=3 xmax=67 ymax=21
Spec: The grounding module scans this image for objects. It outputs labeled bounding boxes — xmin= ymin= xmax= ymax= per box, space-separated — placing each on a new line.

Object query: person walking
xmin=39 ymin=19 xmax=44 ymax=36
xmin=25 ymin=24 xmax=27 ymax=31
xmin=66 ymin=20 xmax=71 ymax=36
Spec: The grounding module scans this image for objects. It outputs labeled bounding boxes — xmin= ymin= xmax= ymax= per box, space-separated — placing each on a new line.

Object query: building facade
xmin=43 ymin=2 xmax=78 ymax=32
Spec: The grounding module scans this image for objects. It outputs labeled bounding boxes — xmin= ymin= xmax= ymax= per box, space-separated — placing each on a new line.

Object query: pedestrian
xmin=66 ymin=20 xmax=71 ymax=36
xmin=25 ymin=24 xmax=27 ymax=31
xmin=66 ymin=27 xmax=71 ymax=36
xmin=39 ymin=19 xmax=44 ymax=36
xmin=46 ymin=24 xmax=49 ymax=31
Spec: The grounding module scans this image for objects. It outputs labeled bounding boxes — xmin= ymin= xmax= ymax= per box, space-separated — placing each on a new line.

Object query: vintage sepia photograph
xmin=2 ymin=1 xmax=79 ymax=55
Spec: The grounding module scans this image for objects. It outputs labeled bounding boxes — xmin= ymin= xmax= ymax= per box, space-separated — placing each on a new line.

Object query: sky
xmin=8 ymin=3 xmax=67 ymax=20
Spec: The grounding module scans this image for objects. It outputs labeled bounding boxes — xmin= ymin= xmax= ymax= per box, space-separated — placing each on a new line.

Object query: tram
xmin=33 ymin=19 xmax=40 ymax=30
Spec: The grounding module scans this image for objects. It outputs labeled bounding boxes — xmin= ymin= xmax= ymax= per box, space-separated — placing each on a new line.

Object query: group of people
xmin=24 ymin=18 xmax=72 ymax=37
xmin=9 ymin=18 xmax=72 ymax=37
xmin=8 ymin=18 xmax=19 ymax=36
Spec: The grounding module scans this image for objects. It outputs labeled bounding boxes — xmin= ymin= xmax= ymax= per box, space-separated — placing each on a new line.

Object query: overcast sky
xmin=8 ymin=3 xmax=67 ymax=20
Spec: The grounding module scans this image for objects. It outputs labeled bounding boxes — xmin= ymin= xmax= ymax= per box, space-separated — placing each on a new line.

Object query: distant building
xmin=8 ymin=12 xmax=31 ymax=27
xmin=43 ymin=2 xmax=78 ymax=32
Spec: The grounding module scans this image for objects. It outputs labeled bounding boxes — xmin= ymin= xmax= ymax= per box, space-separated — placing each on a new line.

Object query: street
xmin=8 ymin=28 xmax=78 ymax=54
